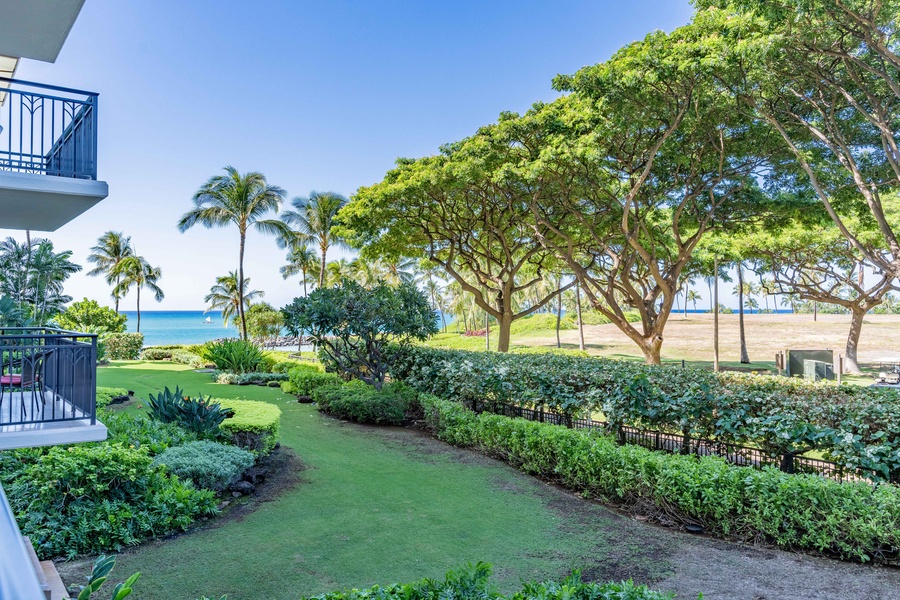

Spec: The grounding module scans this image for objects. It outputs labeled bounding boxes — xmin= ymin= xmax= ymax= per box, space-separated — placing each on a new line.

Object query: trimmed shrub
xmin=96 ymin=386 xmax=129 ymax=409
xmin=105 ymin=332 xmax=144 ymax=360
xmin=300 ymin=562 xmax=674 ymax=600
xmin=314 ymin=381 xmax=418 ymax=425
xmin=389 ymin=345 xmax=900 ymax=481
xmin=216 ymin=371 xmax=289 ymax=386
xmin=171 ymin=349 xmax=205 ymax=368
xmin=280 ymin=380 xmax=297 ymax=395
xmin=205 ymin=339 xmax=264 ymax=373
xmin=141 ymin=347 xmax=174 ymax=360
xmin=152 ymin=441 xmax=255 ymax=491
xmin=422 ymin=397 xmax=900 ymax=564
xmin=216 ymin=398 xmax=282 ymax=455
xmin=3 ymin=443 xmax=217 ymax=558
xmin=272 ymin=359 xmax=304 ymax=374
xmin=288 ymin=365 xmax=341 ymax=399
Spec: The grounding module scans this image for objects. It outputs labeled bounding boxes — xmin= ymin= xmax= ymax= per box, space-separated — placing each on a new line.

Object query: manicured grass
xmin=89 ymin=362 xmax=672 ymax=599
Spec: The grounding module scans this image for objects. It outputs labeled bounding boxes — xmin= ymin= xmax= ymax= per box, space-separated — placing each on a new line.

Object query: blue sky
xmin=10 ymin=0 xmax=695 ymax=310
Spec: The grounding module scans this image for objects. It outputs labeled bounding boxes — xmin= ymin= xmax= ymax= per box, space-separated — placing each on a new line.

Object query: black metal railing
xmin=0 ymin=327 xmax=97 ymax=428
xmin=0 ymin=77 xmax=98 ymax=180
xmin=473 ymin=400 xmax=863 ymax=483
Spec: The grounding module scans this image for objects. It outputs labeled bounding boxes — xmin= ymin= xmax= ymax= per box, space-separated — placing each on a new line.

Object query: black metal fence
xmin=0 ymin=77 xmax=99 ymax=180
xmin=473 ymin=400 xmax=861 ymax=483
xmin=0 ymin=327 xmax=98 ymax=427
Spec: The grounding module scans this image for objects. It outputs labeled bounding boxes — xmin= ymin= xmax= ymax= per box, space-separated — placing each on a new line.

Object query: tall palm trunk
xmin=738 ymin=263 xmax=750 ymax=364
xmin=114 ymin=274 xmax=121 ymax=313
xmin=238 ymin=231 xmax=248 ymax=340
xmin=302 ymin=267 xmax=308 ymax=297
xmin=319 ymin=242 xmax=328 ymax=289
xmin=136 ymin=284 xmax=142 ymax=333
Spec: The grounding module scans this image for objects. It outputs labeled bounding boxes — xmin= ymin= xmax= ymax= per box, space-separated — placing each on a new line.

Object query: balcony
xmin=0 ymin=77 xmax=108 ymax=231
xmin=0 ymin=327 xmax=106 ymax=450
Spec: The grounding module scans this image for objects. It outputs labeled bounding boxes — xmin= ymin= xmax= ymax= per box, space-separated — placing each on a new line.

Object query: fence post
xmin=616 ymin=424 xmax=625 ymax=445
xmin=780 ymin=452 xmax=795 ymax=474
xmin=837 ymin=354 xmax=843 ymax=385
xmin=539 ymin=406 xmax=544 ymax=423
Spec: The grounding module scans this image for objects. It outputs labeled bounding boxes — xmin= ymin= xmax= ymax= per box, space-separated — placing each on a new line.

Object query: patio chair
xmin=0 ymin=350 xmax=51 ymax=420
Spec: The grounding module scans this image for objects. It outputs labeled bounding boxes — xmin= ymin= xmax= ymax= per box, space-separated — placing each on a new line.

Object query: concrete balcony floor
xmin=0 ymin=391 xmax=106 ymax=450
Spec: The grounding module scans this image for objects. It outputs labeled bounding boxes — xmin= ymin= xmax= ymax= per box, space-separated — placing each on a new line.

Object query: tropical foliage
xmin=283 ymin=280 xmax=437 ymax=389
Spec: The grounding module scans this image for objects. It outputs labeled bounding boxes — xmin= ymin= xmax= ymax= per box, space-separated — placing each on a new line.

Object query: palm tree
xmin=86 ymin=231 xmax=134 ymax=313
xmin=27 ymin=240 xmax=81 ymax=324
xmin=280 ymin=191 xmax=348 ymax=289
xmin=112 ymin=255 xmax=164 ymax=333
xmin=324 ymin=259 xmax=354 ymax=288
xmin=686 ymin=289 xmax=702 ymax=313
xmin=280 ymin=244 xmax=318 ymax=297
xmin=205 ymin=271 xmax=264 ymax=332
xmin=178 ymin=166 xmax=289 ymax=340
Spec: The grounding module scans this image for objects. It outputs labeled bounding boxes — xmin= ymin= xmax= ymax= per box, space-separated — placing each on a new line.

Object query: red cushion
xmin=0 ymin=375 xmax=22 ymax=385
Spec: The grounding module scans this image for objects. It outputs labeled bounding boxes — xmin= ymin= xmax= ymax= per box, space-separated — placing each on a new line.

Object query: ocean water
xmin=121 ymin=311 xmax=236 ymax=347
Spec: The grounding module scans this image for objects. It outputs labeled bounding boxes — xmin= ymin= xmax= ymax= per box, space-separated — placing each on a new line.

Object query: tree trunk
xmin=738 ymin=263 xmax=750 ymax=364
xmin=238 ymin=233 xmax=248 ymax=340
xmin=496 ymin=312 xmax=513 ymax=353
xmin=575 ymin=281 xmax=585 ymax=352
xmin=844 ymin=307 xmax=865 ymax=374
xmin=319 ymin=242 xmax=327 ymax=289
xmin=814 ymin=301 xmax=818 ymax=322
xmin=713 ymin=260 xmax=720 ymax=372
xmin=555 ymin=289 xmax=562 ymax=348
xmin=640 ymin=335 xmax=663 ymax=365
xmin=136 ymin=284 xmax=142 ymax=333
xmin=302 ymin=267 xmax=308 ymax=297
xmin=683 ymin=289 xmax=688 ymax=318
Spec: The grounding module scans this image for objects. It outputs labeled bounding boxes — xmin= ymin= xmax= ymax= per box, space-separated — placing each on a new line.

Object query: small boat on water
xmin=203 ymin=316 xmax=213 ymax=324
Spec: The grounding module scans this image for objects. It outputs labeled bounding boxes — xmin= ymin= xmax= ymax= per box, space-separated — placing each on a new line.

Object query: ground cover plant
xmin=422 ymin=397 xmax=900 ymax=564
xmin=302 ymin=562 xmax=677 ymax=600
xmin=152 ymin=440 xmax=255 ymax=491
xmin=389 ymin=345 xmax=900 ymax=480
xmin=0 ymin=443 xmax=217 ymax=559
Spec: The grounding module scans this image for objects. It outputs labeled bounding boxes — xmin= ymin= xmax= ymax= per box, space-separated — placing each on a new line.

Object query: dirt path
xmin=525 ymin=313 xmax=900 ymax=367
xmin=375 ymin=425 xmax=900 ymax=600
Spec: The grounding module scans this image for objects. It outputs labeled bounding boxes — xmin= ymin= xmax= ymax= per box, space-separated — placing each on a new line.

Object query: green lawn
xmin=86 ymin=361 xmax=672 ymax=599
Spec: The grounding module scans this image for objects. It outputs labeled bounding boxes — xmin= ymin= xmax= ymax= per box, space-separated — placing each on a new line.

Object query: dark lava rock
xmin=242 ymin=467 xmax=268 ymax=485
xmin=230 ymin=480 xmax=255 ymax=495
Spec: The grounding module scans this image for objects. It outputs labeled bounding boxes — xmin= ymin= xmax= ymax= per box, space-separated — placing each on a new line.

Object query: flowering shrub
xmin=388 ymin=345 xmax=900 ymax=480
xmin=104 ymin=332 xmax=144 ymax=360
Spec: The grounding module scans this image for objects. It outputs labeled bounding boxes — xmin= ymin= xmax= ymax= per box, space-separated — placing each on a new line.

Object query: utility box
xmin=786 ymin=349 xmax=834 ymax=378
xmin=803 ymin=359 xmax=835 ymax=382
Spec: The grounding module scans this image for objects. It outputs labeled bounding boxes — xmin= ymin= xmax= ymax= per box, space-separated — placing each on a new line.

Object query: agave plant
xmin=146 ymin=386 xmax=232 ymax=437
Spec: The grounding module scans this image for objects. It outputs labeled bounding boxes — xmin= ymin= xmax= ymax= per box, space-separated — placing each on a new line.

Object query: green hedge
xmin=422 ymin=397 xmax=900 ymax=564
xmin=314 ymin=381 xmax=418 ymax=425
xmin=288 ymin=365 xmax=341 ymax=399
xmin=302 ymin=562 xmax=675 ymax=600
xmin=97 ymin=386 xmax=129 ymax=409
xmin=105 ymin=333 xmax=144 ymax=360
xmin=216 ymin=398 xmax=281 ymax=455
xmin=1 ymin=443 xmax=217 ymax=559
xmin=388 ymin=345 xmax=900 ymax=481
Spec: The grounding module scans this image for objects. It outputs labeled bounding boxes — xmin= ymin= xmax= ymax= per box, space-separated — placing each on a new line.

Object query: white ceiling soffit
xmin=0 ymin=56 xmax=17 ymax=104
xmin=0 ymin=0 xmax=86 ymax=63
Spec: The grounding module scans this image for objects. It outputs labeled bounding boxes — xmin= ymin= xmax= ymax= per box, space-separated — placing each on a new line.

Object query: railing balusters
xmin=0 ymin=77 xmax=98 ymax=180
